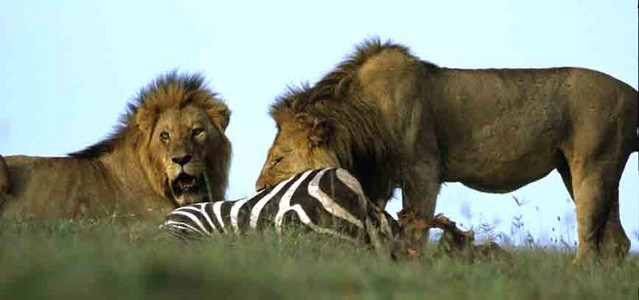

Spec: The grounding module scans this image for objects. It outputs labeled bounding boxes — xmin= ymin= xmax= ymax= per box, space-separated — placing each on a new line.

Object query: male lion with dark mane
xmin=0 ymin=73 xmax=231 ymax=222
xmin=256 ymin=39 xmax=638 ymax=260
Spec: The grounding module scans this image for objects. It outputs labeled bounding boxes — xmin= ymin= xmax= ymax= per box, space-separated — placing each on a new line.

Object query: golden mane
xmin=70 ymin=72 xmax=229 ymax=158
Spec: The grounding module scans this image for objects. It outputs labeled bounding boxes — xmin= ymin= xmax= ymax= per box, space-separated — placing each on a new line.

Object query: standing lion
xmin=0 ymin=72 xmax=231 ymax=222
xmin=255 ymin=39 xmax=638 ymax=260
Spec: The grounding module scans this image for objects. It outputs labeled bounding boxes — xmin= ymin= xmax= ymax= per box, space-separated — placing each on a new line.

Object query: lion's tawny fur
xmin=257 ymin=39 xmax=638 ymax=260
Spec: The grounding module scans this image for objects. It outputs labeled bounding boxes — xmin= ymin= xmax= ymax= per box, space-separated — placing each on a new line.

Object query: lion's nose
xmin=171 ymin=154 xmax=192 ymax=166
xmin=255 ymin=177 xmax=265 ymax=191
xmin=255 ymin=175 xmax=271 ymax=192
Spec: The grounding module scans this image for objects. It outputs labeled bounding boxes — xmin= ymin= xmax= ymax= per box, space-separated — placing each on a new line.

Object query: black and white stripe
xmin=162 ymin=168 xmax=399 ymax=247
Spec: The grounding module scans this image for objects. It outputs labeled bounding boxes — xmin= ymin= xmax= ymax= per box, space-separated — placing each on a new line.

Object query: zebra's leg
xmin=364 ymin=204 xmax=403 ymax=260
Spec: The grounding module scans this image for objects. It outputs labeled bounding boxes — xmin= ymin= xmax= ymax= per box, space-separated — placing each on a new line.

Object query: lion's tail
xmin=0 ymin=154 xmax=9 ymax=198
xmin=635 ymin=89 xmax=639 ymax=153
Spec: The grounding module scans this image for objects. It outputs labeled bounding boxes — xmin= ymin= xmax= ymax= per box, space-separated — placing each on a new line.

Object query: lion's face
xmin=255 ymin=113 xmax=340 ymax=191
xmin=147 ymin=104 xmax=228 ymax=205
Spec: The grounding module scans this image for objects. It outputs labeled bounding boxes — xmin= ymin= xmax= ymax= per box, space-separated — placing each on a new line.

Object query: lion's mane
xmin=70 ymin=73 xmax=231 ymax=202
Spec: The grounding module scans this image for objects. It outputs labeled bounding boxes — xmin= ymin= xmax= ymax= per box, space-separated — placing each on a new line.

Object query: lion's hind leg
xmin=555 ymin=152 xmax=574 ymax=200
xmin=599 ymin=189 xmax=630 ymax=259
xmin=570 ymin=159 xmax=630 ymax=260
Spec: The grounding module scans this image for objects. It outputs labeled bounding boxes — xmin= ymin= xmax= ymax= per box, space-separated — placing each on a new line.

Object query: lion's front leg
xmin=399 ymin=160 xmax=441 ymax=244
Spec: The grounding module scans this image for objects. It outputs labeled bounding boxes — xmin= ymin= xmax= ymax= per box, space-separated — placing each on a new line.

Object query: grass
xmin=0 ymin=217 xmax=637 ymax=299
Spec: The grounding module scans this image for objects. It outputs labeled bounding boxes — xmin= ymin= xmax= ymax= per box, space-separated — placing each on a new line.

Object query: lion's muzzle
xmin=167 ymin=157 xmax=206 ymax=205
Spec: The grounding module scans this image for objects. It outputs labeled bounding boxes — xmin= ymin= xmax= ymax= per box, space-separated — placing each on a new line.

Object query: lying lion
xmin=0 ymin=72 xmax=231 ymax=222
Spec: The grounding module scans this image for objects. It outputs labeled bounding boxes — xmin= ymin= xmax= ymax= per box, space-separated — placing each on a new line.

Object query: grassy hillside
xmin=0 ymin=218 xmax=636 ymax=299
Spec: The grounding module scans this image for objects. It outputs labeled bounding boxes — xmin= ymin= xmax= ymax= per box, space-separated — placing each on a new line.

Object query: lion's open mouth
xmin=171 ymin=173 xmax=203 ymax=197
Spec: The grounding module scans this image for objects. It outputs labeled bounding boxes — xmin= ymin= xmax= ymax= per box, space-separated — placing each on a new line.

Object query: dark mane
xmin=270 ymin=38 xmax=435 ymax=115
xmin=267 ymin=39 xmax=435 ymax=200
xmin=69 ymin=71 xmax=210 ymax=158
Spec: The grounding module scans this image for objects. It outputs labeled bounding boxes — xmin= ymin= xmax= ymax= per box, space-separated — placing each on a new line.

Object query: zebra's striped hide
xmin=162 ymin=168 xmax=399 ymax=247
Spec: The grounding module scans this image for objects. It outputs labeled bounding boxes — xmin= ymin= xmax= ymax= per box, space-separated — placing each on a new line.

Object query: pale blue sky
xmin=1 ymin=1 xmax=637 ymax=249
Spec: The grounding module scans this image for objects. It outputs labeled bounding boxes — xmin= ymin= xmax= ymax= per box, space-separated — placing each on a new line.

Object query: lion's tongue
xmin=178 ymin=177 xmax=196 ymax=190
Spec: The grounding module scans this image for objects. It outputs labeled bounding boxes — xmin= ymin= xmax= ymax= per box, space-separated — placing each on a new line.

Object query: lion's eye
xmin=192 ymin=128 xmax=205 ymax=138
xmin=159 ymin=131 xmax=170 ymax=142
xmin=272 ymin=156 xmax=283 ymax=166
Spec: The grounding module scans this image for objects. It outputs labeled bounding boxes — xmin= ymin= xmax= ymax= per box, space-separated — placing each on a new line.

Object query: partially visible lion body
xmin=2 ymin=155 xmax=166 ymax=220
xmin=360 ymin=54 xmax=637 ymax=193
xmin=0 ymin=73 xmax=231 ymax=222
xmin=257 ymin=40 xmax=638 ymax=260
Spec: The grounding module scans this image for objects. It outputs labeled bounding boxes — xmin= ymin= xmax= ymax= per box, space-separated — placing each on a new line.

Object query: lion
xmin=255 ymin=39 xmax=638 ymax=260
xmin=0 ymin=72 xmax=231 ymax=222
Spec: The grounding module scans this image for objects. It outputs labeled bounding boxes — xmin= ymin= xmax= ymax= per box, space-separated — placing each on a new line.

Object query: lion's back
xmin=1 ymin=155 xmax=121 ymax=219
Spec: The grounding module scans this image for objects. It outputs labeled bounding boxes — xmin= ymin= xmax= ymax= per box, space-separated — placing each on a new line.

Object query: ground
xmin=0 ymin=217 xmax=636 ymax=299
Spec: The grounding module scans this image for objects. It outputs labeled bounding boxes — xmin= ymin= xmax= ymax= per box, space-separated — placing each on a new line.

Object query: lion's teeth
xmin=178 ymin=177 xmax=196 ymax=190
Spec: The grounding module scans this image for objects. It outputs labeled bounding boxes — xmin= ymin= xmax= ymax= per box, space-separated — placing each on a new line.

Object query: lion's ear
xmin=207 ymin=104 xmax=231 ymax=131
xmin=295 ymin=113 xmax=333 ymax=147
xmin=136 ymin=105 xmax=157 ymax=133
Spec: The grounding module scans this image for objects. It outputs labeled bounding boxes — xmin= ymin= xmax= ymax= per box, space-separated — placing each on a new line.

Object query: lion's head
xmin=71 ymin=72 xmax=231 ymax=206
xmin=255 ymin=85 xmax=396 ymax=205
xmin=255 ymin=108 xmax=340 ymax=189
